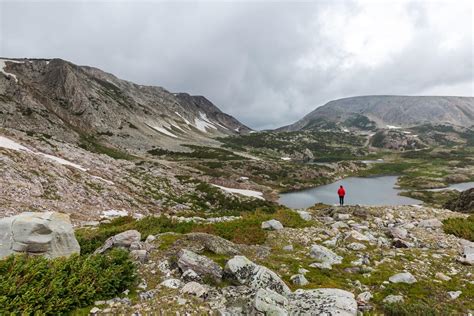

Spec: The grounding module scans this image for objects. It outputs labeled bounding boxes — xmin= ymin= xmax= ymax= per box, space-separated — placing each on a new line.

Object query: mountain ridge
xmin=0 ymin=57 xmax=251 ymax=152
xmin=279 ymin=95 xmax=474 ymax=132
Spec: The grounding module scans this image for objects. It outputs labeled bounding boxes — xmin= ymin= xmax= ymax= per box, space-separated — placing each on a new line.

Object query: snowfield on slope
xmin=0 ymin=135 xmax=87 ymax=171
xmin=0 ymin=135 xmax=115 ymax=186
xmin=212 ymin=184 xmax=264 ymax=200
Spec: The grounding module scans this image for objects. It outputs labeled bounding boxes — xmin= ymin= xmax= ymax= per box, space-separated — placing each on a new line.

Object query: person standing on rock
xmin=338 ymin=185 xmax=346 ymax=206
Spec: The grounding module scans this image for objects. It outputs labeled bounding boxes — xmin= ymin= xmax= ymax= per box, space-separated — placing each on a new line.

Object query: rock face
xmin=177 ymin=249 xmax=223 ymax=281
xmin=224 ymin=255 xmax=291 ymax=295
xmin=0 ymin=58 xmax=252 ymax=153
xmin=0 ymin=212 xmax=80 ymax=259
xmin=444 ymin=188 xmax=474 ymax=213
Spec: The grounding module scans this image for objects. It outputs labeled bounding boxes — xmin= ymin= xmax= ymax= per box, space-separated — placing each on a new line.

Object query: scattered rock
xmin=180 ymin=282 xmax=208 ymax=298
xmin=389 ymin=272 xmax=417 ymax=284
xmin=145 ymin=235 xmax=156 ymax=243
xmin=290 ymin=274 xmax=309 ymax=286
xmin=458 ymin=240 xmax=474 ymax=265
xmin=357 ymin=291 xmax=373 ymax=303
xmin=309 ymin=244 xmax=343 ymax=267
xmin=261 ymin=219 xmax=284 ymax=231
xmin=435 ymin=272 xmax=451 ymax=281
xmin=347 ymin=242 xmax=366 ymax=251
xmin=130 ymin=249 xmax=148 ymax=263
xmin=388 ymin=227 xmax=408 ymax=239
xmin=418 ymin=218 xmax=443 ymax=229
xmin=181 ymin=269 xmax=202 ymax=283
xmin=297 ymin=210 xmax=312 ymax=221
xmin=0 ymin=212 xmax=80 ymax=259
xmin=447 ymin=291 xmax=462 ymax=300
xmin=383 ymin=295 xmax=404 ymax=304
xmin=89 ymin=307 xmax=101 ymax=315
xmin=160 ymin=278 xmax=182 ymax=289
xmin=283 ymin=245 xmax=294 ymax=251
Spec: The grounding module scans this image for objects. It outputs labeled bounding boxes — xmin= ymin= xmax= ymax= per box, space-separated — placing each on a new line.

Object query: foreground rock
xmin=253 ymin=287 xmax=357 ymax=315
xmin=224 ymin=255 xmax=291 ymax=295
xmin=0 ymin=212 xmax=80 ymax=259
xmin=177 ymin=249 xmax=223 ymax=281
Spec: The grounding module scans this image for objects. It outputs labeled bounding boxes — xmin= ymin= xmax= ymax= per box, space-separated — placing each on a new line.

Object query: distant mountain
xmin=0 ymin=58 xmax=251 ymax=151
xmin=280 ymin=95 xmax=474 ymax=131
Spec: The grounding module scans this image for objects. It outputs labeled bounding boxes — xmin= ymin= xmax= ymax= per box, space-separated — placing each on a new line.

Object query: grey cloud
xmin=1 ymin=0 xmax=472 ymax=130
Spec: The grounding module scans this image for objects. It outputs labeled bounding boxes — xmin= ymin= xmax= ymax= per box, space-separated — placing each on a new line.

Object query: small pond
xmin=278 ymin=176 xmax=422 ymax=209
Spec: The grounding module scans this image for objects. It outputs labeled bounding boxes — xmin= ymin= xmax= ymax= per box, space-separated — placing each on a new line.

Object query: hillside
xmin=280 ymin=95 xmax=474 ymax=132
xmin=0 ymin=58 xmax=251 ymax=152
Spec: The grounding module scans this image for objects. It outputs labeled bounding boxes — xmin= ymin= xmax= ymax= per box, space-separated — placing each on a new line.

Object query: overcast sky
xmin=1 ymin=0 xmax=472 ymax=129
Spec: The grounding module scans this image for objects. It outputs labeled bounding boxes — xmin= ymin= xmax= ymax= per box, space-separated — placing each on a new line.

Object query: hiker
xmin=338 ymin=185 xmax=346 ymax=206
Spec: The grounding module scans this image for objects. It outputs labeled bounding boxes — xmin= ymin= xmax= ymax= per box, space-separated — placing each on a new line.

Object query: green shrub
xmin=443 ymin=215 xmax=474 ymax=241
xmin=0 ymin=249 xmax=136 ymax=314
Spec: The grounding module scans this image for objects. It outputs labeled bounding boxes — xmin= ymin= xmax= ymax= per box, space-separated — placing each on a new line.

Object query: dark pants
xmin=339 ymin=196 xmax=344 ymax=206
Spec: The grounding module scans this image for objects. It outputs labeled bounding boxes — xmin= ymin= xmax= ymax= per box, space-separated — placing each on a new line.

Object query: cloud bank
xmin=1 ymin=0 xmax=472 ymax=129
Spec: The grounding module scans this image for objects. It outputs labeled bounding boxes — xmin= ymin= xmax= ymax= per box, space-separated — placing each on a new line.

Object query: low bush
xmin=443 ymin=215 xmax=474 ymax=241
xmin=0 ymin=249 xmax=136 ymax=314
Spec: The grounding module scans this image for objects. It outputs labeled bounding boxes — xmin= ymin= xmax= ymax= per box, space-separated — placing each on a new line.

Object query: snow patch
xmin=91 ymin=175 xmax=115 ymax=185
xmin=148 ymin=124 xmax=178 ymax=138
xmin=175 ymin=112 xmax=191 ymax=125
xmin=387 ymin=125 xmax=402 ymax=129
xmin=37 ymin=152 xmax=87 ymax=171
xmin=0 ymin=135 xmax=87 ymax=171
xmin=0 ymin=59 xmax=24 ymax=83
xmin=101 ymin=209 xmax=128 ymax=218
xmin=281 ymin=157 xmax=292 ymax=161
xmin=212 ymin=184 xmax=264 ymax=200
xmin=194 ymin=112 xmax=218 ymax=132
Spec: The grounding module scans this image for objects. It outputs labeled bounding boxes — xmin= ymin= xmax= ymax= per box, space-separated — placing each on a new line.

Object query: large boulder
xmin=177 ymin=249 xmax=223 ymax=281
xmin=224 ymin=255 xmax=291 ymax=295
xmin=0 ymin=212 xmax=80 ymax=259
xmin=94 ymin=230 xmax=141 ymax=254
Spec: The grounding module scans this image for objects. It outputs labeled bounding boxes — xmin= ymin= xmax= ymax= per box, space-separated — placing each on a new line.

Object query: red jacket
xmin=338 ymin=187 xmax=346 ymax=197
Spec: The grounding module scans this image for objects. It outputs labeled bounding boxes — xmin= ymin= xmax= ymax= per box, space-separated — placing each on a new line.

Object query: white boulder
xmin=262 ymin=219 xmax=284 ymax=231
xmin=0 ymin=212 xmax=80 ymax=259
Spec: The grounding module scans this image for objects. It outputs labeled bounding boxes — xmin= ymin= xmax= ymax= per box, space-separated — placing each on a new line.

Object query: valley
xmin=0 ymin=58 xmax=473 ymax=315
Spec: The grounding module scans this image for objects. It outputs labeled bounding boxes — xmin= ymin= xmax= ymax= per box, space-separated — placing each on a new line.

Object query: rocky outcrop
xmin=444 ymin=188 xmax=474 ymax=213
xmin=224 ymin=255 xmax=291 ymax=295
xmin=287 ymin=288 xmax=357 ymax=315
xmin=0 ymin=212 xmax=80 ymax=259
xmin=94 ymin=230 xmax=141 ymax=254
xmin=177 ymin=249 xmax=223 ymax=282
